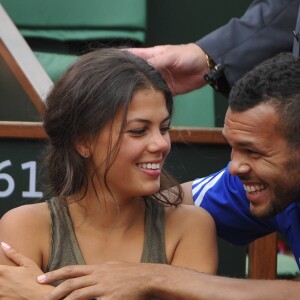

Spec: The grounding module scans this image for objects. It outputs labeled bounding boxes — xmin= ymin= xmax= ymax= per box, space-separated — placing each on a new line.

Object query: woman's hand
xmin=0 ymin=242 xmax=54 ymax=300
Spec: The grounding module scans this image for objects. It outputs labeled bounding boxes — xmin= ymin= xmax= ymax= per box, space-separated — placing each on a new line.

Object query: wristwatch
xmin=203 ymin=53 xmax=230 ymax=96
xmin=204 ymin=53 xmax=224 ymax=90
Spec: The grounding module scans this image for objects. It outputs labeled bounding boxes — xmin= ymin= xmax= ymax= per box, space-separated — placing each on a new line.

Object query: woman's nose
xmin=148 ymin=132 xmax=171 ymax=153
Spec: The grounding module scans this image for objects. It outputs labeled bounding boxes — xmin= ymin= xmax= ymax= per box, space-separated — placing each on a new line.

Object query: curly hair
xmin=229 ymin=52 xmax=300 ymax=148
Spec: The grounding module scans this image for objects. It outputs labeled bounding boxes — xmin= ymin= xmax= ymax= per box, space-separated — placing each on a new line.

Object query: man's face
xmin=223 ymin=103 xmax=300 ymax=218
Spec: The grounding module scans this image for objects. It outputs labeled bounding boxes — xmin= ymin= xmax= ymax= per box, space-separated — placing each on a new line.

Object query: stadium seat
xmin=1 ymin=0 xmax=147 ymax=81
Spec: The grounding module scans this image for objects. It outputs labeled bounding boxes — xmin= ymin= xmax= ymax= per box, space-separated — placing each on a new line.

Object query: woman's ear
xmin=75 ymin=136 xmax=91 ymax=158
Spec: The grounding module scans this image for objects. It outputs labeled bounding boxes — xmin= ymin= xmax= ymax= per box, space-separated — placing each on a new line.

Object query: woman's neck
xmin=66 ymin=189 xmax=146 ymax=231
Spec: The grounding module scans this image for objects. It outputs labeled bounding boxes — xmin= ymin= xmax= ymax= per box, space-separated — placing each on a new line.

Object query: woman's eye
xmin=126 ymin=124 xmax=171 ymax=136
xmin=160 ymin=125 xmax=171 ymax=134
xmin=127 ymin=128 xmax=146 ymax=136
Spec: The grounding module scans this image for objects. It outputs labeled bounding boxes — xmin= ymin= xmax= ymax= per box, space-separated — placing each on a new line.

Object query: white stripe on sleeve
xmin=194 ymin=170 xmax=225 ymax=207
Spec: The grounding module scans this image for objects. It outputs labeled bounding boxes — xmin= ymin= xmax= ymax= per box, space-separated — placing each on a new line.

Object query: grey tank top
xmin=46 ymin=197 xmax=167 ymax=274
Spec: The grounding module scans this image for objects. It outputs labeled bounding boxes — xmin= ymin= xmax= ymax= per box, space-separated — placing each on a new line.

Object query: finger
xmin=42 ymin=276 xmax=96 ymax=300
xmin=38 ymin=265 xmax=91 ymax=284
xmin=127 ymin=47 xmax=156 ymax=60
xmin=1 ymin=242 xmax=38 ymax=269
xmin=63 ymin=286 xmax=102 ymax=300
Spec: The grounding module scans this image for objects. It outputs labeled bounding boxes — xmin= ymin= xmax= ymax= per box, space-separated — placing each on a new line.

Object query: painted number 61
xmin=0 ymin=160 xmax=43 ymax=198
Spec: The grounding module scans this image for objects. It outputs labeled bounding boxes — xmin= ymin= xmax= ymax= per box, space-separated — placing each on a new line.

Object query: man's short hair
xmin=229 ymin=52 xmax=300 ymax=148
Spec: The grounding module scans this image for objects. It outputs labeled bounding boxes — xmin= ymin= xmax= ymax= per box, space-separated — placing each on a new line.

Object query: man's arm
xmin=198 ymin=0 xmax=300 ymax=93
xmin=39 ymin=262 xmax=300 ymax=300
xmin=130 ymin=1 xmax=300 ymax=97
xmin=150 ymin=264 xmax=299 ymax=300
xmin=1 ymin=244 xmax=298 ymax=300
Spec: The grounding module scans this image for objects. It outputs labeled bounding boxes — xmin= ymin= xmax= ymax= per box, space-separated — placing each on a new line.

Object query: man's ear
xmin=75 ymin=136 xmax=91 ymax=158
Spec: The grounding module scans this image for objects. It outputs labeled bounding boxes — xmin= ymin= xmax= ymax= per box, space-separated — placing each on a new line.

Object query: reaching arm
xmin=198 ymin=0 xmax=299 ymax=94
xmin=130 ymin=0 xmax=299 ymax=97
xmin=0 ymin=243 xmax=300 ymax=300
xmin=129 ymin=43 xmax=207 ymax=95
xmin=38 ymin=261 xmax=300 ymax=300
xmin=149 ymin=265 xmax=300 ymax=300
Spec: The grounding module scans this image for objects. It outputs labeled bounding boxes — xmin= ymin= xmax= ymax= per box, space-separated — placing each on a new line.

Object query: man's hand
xmin=129 ymin=43 xmax=208 ymax=95
xmin=38 ymin=262 xmax=157 ymax=300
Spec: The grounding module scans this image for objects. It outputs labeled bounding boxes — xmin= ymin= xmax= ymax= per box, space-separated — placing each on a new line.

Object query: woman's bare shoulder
xmin=0 ymin=202 xmax=51 ymax=265
xmin=164 ymin=204 xmax=217 ymax=274
xmin=165 ymin=203 xmax=214 ymax=227
xmin=0 ymin=202 xmax=49 ymax=225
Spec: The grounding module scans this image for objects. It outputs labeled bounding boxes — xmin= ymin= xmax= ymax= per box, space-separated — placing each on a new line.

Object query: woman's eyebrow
xmin=127 ymin=115 xmax=170 ymax=124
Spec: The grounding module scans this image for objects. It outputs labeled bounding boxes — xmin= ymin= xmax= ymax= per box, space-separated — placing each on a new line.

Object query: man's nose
xmin=229 ymin=149 xmax=251 ymax=176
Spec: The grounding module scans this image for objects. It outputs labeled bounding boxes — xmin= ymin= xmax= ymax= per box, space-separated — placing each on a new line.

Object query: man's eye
xmin=247 ymin=149 xmax=261 ymax=158
xmin=160 ymin=125 xmax=171 ymax=134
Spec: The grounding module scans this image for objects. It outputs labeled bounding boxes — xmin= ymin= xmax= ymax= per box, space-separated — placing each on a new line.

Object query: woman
xmin=0 ymin=48 xmax=217 ymax=299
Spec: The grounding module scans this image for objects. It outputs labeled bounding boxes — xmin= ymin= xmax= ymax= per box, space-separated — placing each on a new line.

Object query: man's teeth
xmin=243 ymin=184 xmax=267 ymax=193
xmin=138 ymin=163 xmax=160 ymax=170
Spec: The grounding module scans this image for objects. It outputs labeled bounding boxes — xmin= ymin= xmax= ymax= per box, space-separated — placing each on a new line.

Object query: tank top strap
xmin=46 ymin=197 xmax=85 ymax=273
xmin=141 ymin=197 xmax=167 ymax=264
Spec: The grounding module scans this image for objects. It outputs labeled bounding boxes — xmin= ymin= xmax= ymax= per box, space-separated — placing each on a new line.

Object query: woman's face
xmin=90 ymin=88 xmax=171 ymax=201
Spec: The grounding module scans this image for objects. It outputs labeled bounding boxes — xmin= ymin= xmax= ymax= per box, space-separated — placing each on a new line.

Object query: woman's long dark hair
xmin=43 ymin=48 xmax=183 ymax=207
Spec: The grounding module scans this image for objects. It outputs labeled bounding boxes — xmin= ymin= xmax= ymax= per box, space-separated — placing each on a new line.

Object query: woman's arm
xmin=165 ymin=204 xmax=218 ymax=274
xmin=0 ymin=204 xmax=48 ymax=265
xmin=0 ymin=243 xmax=54 ymax=299
xmin=0 ymin=204 xmax=55 ymax=299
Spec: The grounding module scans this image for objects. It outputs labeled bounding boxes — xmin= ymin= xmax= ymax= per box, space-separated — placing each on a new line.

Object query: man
xmin=1 ymin=52 xmax=300 ymax=299
xmin=190 ymin=52 xmax=300 ymax=261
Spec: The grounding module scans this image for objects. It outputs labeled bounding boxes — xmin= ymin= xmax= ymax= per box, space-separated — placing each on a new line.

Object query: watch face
xmin=204 ymin=64 xmax=230 ymax=96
